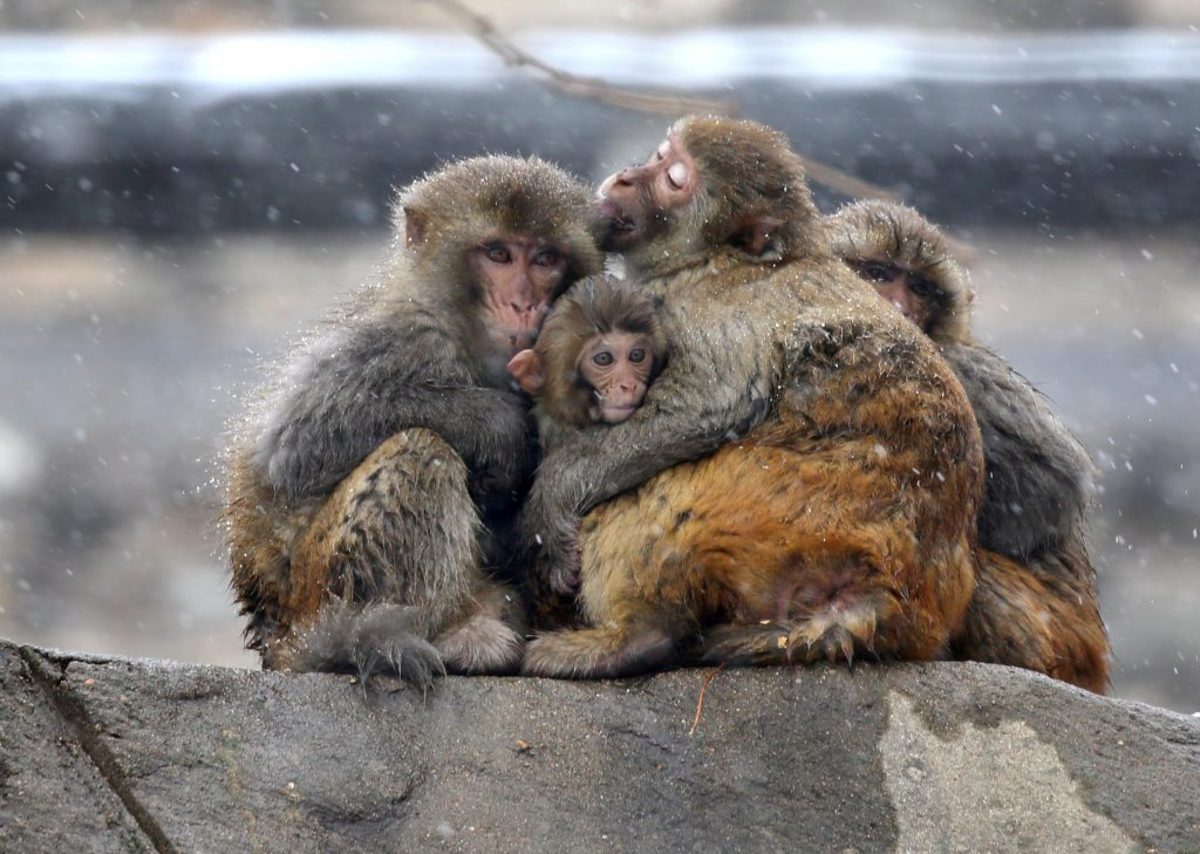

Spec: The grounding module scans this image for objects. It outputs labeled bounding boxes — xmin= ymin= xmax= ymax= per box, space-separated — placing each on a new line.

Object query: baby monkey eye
xmin=654 ymin=140 xmax=671 ymax=161
xmin=628 ymin=348 xmax=646 ymax=363
xmin=592 ymin=351 xmax=614 ymax=367
xmin=532 ymin=247 xmax=561 ymax=267
xmin=484 ymin=244 xmax=512 ymax=264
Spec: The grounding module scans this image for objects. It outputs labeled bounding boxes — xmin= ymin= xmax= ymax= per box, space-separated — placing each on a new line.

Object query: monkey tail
xmin=270 ymin=602 xmax=446 ymax=690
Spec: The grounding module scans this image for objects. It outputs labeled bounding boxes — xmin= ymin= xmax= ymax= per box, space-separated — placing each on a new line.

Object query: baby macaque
xmin=508 ymin=275 xmax=667 ymax=430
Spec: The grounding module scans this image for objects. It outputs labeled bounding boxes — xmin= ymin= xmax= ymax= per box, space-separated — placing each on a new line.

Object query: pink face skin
xmin=594 ymin=135 xmax=699 ymax=251
xmin=847 ymin=257 xmax=934 ymax=332
xmin=469 ymin=236 xmax=568 ymax=358
xmin=578 ymin=330 xmax=655 ymax=424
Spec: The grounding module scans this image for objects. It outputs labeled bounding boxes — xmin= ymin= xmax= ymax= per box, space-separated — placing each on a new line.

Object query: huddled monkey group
xmin=223 ymin=115 xmax=1109 ymax=694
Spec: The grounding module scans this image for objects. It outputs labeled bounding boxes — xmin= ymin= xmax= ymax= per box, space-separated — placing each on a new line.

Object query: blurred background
xmin=0 ymin=1 xmax=1196 ymax=713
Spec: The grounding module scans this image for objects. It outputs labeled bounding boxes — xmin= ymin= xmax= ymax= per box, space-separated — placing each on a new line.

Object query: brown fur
xmin=827 ymin=198 xmax=1109 ymax=693
xmin=521 ymin=116 xmax=985 ymax=678
xmin=224 ymin=156 xmax=601 ymax=686
xmin=533 ymin=276 xmax=668 ymax=430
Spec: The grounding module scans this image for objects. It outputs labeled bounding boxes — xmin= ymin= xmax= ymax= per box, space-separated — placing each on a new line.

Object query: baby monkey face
xmin=578 ymin=330 xmax=655 ymax=423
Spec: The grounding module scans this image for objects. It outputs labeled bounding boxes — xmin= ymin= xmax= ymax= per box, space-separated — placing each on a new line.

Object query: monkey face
xmin=593 ymin=136 xmax=698 ymax=253
xmin=578 ymin=331 xmax=656 ymax=424
xmin=469 ymin=236 xmax=568 ymax=358
xmin=848 ymin=257 xmax=936 ymax=333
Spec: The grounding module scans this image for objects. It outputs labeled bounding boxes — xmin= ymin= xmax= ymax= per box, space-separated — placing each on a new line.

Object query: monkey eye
xmin=908 ymin=275 xmax=939 ymax=299
xmin=655 ymin=140 xmax=671 ymax=161
xmin=483 ymin=243 xmax=512 ymax=264
xmin=858 ymin=261 xmax=897 ymax=283
xmin=628 ymin=348 xmax=646 ymax=363
xmin=592 ymin=350 xmax=614 ymax=367
xmin=532 ymin=247 xmax=561 ymax=267
xmin=666 ymin=162 xmax=688 ymax=190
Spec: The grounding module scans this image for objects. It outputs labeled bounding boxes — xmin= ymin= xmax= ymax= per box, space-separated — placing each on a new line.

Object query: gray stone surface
xmin=0 ymin=645 xmax=152 ymax=851
xmin=2 ymin=639 xmax=1197 ymax=853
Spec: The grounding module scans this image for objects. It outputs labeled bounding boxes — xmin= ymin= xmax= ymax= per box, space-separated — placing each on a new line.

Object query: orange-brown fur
xmin=827 ymin=199 xmax=1109 ymax=693
xmin=521 ymin=119 xmax=985 ymax=678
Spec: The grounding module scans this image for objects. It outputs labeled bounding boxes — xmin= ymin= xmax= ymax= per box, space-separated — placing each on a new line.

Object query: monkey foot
xmin=435 ymin=614 xmax=524 ymax=676
xmin=700 ymin=605 xmax=880 ymax=669
xmin=274 ymin=603 xmax=447 ymax=690
xmin=781 ymin=606 xmax=879 ymax=666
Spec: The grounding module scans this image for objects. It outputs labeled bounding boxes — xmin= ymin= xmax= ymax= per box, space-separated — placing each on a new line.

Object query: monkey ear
xmin=403 ymin=206 xmax=428 ymax=248
xmin=507 ymin=349 xmax=545 ymax=395
xmin=729 ymin=216 xmax=785 ymax=259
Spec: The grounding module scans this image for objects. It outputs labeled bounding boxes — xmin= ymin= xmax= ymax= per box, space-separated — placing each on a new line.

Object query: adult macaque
xmin=224 ymin=156 xmax=602 ymax=686
xmin=520 ymin=116 xmax=985 ymax=677
xmin=827 ymin=200 xmax=1109 ymax=692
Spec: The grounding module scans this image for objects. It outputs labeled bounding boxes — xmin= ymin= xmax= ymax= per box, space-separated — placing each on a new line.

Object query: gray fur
xmin=256 ymin=298 xmax=531 ymax=507
xmin=226 ymin=155 xmax=603 ymax=683
xmin=942 ymin=342 xmax=1096 ymax=560
xmin=277 ymin=602 xmax=446 ymax=690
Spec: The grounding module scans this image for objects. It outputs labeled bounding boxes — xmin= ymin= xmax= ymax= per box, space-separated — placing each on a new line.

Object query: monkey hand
xmin=521 ymin=483 xmax=585 ymax=597
xmin=469 ymin=464 xmax=523 ymax=516
xmin=540 ymin=528 xmax=583 ymax=597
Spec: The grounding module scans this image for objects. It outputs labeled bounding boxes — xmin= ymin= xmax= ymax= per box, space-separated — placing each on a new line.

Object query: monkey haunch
xmin=224 ymin=156 xmax=602 ymax=686
xmin=521 ymin=116 xmax=985 ymax=677
xmin=827 ymin=199 xmax=1109 ymax=692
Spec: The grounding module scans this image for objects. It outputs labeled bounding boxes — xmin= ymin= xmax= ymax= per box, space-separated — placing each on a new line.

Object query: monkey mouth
xmin=594 ymin=211 xmax=643 ymax=254
xmin=600 ymin=402 xmax=639 ymax=424
xmin=595 ymin=199 xmax=639 ymax=236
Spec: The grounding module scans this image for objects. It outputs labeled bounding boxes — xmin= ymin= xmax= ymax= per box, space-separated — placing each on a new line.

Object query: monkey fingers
xmin=699 ymin=600 xmax=885 ymax=670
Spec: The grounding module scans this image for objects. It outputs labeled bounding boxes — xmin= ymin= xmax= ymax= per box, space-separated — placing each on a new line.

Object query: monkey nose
xmin=599 ymin=170 xmax=634 ymax=196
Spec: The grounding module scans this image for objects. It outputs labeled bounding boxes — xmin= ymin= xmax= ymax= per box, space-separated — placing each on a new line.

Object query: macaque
xmin=223 ymin=156 xmax=602 ymax=686
xmin=826 ymin=199 xmax=1109 ymax=692
xmin=505 ymin=275 xmax=667 ymax=629
xmin=519 ymin=116 xmax=985 ymax=678
xmin=507 ymin=275 xmax=667 ymax=430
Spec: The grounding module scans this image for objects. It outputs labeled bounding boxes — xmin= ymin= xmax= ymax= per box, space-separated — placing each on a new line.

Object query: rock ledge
xmin=2 ymin=639 xmax=1197 ymax=852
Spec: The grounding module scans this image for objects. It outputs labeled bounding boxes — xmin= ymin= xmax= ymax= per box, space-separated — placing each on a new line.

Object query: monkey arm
xmin=524 ymin=355 xmax=773 ymax=595
xmin=942 ymin=343 xmax=1096 ymax=559
xmin=256 ymin=322 xmax=531 ymax=501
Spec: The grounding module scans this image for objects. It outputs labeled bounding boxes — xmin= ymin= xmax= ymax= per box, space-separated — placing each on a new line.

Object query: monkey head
xmin=395 ymin=156 xmax=603 ymax=364
xmin=593 ymin=115 xmax=827 ymax=277
xmin=508 ymin=275 xmax=667 ymax=427
xmin=826 ymin=200 xmax=973 ymax=345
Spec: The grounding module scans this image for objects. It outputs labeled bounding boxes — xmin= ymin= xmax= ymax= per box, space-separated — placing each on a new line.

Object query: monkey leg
xmin=646 ymin=442 xmax=976 ymax=669
xmin=522 ymin=611 xmax=688 ymax=679
xmin=524 ymin=497 xmax=695 ymax=680
xmin=953 ymin=549 xmax=1110 ymax=693
xmin=270 ymin=427 xmax=523 ymax=683
xmin=224 ymin=447 xmax=311 ymax=657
